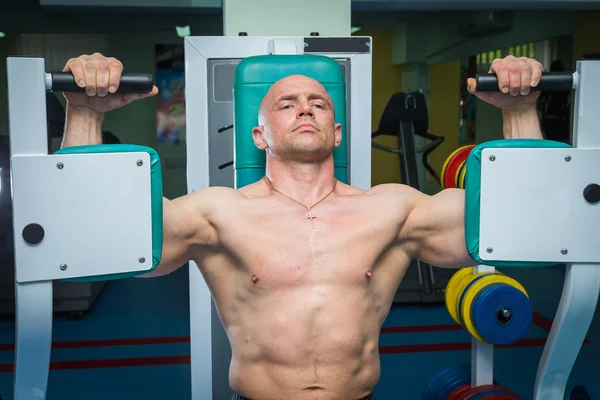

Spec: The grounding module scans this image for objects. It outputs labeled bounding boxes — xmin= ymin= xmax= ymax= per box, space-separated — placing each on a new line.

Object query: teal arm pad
xmin=464 ymin=139 xmax=571 ymax=267
xmin=54 ymin=144 xmax=163 ymax=281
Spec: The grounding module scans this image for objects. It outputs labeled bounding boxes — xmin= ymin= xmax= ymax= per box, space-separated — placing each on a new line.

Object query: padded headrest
xmin=232 ymin=54 xmax=348 ymax=188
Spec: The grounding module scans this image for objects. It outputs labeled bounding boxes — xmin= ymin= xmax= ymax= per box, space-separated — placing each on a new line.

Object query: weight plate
xmin=471 ymin=283 xmax=532 ymax=345
xmin=455 ymin=159 xmax=467 ymax=189
xmin=441 ymin=146 xmax=471 ymax=189
xmin=447 ymin=384 xmax=472 ymax=400
xmin=461 ymin=274 xmax=528 ymax=343
xmin=456 ymin=273 xmax=498 ymax=341
xmin=571 ymin=385 xmax=596 ymax=400
xmin=423 ymin=364 xmax=469 ymax=400
xmin=436 ymin=365 xmax=471 ymax=400
xmin=445 ymin=268 xmax=474 ymax=324
xmin=454 ymin=269 xmax=494 ymax=328
xmin=442 ymin=145 xmax=475 ymax=189
xmin=459 ymin=161 xmax=468 ymax=189
xmin=456 ymin=385 xmax=520 ymax=400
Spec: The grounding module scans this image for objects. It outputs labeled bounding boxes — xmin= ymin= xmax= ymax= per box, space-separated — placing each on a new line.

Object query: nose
xmin=297 ymin=101 xmax=314 ymax=119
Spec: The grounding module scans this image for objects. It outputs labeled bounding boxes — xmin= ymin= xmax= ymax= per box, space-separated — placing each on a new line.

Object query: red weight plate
xmin=443 ymin=145 xmax=474 ymax=189
xmin=447 ymin=383 xmax=472 ymax=400
xmin=455 ymin=385 xmax=504 ymax=400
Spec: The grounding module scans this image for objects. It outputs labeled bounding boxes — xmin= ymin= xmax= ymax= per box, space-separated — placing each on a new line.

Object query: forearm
xmin=502 ymin=104 xmax=543 ymax=139
xmin=61 ymin=105 xmax=104 ymax=148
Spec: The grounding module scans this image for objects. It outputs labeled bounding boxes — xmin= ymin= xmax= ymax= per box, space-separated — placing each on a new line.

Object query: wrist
xmin=66 ymin=104 xmax=104 ymax=121
xmin=502 ymin=103 xmax=542 ymax=139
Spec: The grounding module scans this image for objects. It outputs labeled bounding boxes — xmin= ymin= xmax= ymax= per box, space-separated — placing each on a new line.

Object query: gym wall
xmin=353 ymin=29 xmax=403 ymax=186
xmin=390 ymin=10 xmax=580 ymax=187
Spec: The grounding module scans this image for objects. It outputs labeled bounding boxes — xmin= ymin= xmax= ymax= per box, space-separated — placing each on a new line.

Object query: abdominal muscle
xmin=225 ymin=281 xmax=382 ymax=400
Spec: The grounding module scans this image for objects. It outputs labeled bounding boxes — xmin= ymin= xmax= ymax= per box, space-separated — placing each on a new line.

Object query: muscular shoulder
xmin=365 ymin=183 xmax=425 ymax=210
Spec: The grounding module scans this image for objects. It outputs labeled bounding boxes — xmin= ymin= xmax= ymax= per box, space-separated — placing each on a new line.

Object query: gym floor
xmin=0 ymin=265 xmax=598 ymax=400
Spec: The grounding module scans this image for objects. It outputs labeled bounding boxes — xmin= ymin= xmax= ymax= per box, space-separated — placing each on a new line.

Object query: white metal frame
xmin=183 ymin=35 xmax=372 ymax=399
xmin=475 ymin=60 xmax=600 ymax=400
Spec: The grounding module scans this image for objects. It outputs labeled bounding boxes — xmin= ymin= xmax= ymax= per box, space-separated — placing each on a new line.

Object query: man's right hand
xmin=62 ymin=52 xmax=158 ymax=114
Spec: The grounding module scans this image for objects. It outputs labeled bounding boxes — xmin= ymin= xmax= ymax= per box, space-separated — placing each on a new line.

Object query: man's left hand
xmin=467 ymin=55 xmax=544 ymax=110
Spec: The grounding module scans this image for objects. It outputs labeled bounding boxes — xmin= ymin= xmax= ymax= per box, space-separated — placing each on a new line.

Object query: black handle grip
xmin=475 ymin=72 xmax=574 ymax=92
xmin=49 ymin=72 xmax=154 ymax=93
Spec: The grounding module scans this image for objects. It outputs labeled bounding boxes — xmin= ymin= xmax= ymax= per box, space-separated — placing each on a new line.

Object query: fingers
xmin=490 ymin=58 xmax=510 ymax=94
xmin=490 ymin=55 xmax=543 ymax=96
xmin=63 ymin=52 xmax=123 ymax=97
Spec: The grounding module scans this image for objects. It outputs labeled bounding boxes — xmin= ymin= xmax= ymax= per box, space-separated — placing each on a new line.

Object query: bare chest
xmin=214 ymin=198 xmax=403 ymax=288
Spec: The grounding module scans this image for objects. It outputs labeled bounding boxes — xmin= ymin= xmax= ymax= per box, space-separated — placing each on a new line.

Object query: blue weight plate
xmin=571 ymin=385 xmax=596 ymax=400
xmin=423 ymin=365 xmax=455 ymax=400
xmin=436 ymin=372 xmax=471 ymax=400
xmin=458 ymin=274 xmax=492 ymax=327
xmin=471 ymin=283 xmax=532 ymax=345
xmin=423 ymin=364 xmax=470 ymax=400
xmin=432 ymin=364 xmax=470 ymax=400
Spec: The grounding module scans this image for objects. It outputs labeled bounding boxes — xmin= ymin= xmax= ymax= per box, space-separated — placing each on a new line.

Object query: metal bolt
xmin=565 ymin=155 xmax=571 ymax=162
xmin=486 ymin=247 xmax=493 ymax=253
xmin=366 ymin=42 xmax=371 ymax=47
xmin=304 ymin=42 xmax=308 ymax=48
xmin=56 ymin=162 xmax=64 ymax=170
xmin=139 ymin=257 xmax=146 ymax=264
xmin=489 ymin=155 xmax=496 ymax=162
xmin=137 ymin=159 xmax=143 ymax=166
xmin=60 ymin=264 xmax=67 ymax=271
xmin=561 ymin=248 xmax=568 ymax=255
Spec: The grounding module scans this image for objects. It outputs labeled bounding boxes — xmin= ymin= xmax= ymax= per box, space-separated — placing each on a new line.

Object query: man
xmin=60 ymin=52 xmax=543 ymax=400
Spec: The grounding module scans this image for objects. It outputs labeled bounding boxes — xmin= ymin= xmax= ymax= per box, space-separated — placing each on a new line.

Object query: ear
xmin=252 ymin=125 xmax=268 ymax=150
xmin=333 ymin=123 xmax=342 ymax=148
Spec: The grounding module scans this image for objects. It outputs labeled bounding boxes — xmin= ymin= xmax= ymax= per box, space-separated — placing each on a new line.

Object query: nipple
xmin=365 ymin=270 xmax=372 ymax=278
xmin=252 ymin=274 xmax=260 ymax=284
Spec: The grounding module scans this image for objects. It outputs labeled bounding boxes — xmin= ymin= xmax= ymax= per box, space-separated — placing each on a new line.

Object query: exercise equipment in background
xmin=372 ymin=91 xmax=451 ymax=305
xmin=445 ymin=267 xmax=531 ymax=345
xmin=423 ymin=364 xmax=522 ymax=400
xmin=441 ymin=144 xmax=475 ymax=189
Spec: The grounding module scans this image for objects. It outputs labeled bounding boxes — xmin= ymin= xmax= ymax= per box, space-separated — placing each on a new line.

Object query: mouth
xmin=295 ymin=123 xmax=318 ymax=132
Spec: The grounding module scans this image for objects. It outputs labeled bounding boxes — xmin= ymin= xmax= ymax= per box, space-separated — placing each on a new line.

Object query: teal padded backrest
xmin=233 ymin=54 xmax=347 ymax=188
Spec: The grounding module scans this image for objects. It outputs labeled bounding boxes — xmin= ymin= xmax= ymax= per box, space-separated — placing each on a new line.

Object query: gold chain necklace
xmin=264 ymin=176 xmax=337 ymax=224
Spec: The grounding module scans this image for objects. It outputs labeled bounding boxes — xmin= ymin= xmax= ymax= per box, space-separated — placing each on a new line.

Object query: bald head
xmin=258 ymin=74 xmax=334 ymax=125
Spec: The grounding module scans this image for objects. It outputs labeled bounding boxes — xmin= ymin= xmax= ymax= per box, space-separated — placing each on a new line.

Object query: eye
xmin=312 ymin=103 xmax=324 ymax=109
xmin=281 ymin=104 xmax=292 ymax=110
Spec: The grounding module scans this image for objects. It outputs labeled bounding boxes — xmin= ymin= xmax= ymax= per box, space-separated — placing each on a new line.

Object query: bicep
xmin=402 ymin=188 xmax=475 ymax=269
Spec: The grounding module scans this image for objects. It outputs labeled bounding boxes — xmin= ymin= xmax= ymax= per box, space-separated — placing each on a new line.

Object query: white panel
xmin=12 ymin=152 xmax=154 ymax=282
xmin=479 ymin=147 xmax=600 ymax=263
xmin=223 ymin=0 xmax=351 ymax=36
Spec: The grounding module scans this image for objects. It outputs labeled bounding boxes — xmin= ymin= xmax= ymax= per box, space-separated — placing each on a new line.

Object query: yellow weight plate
xmin=455 ymin=159 xmax=466 ymax=189
xmin=453 ymin=269 xmax=496 ymax=327
xmin=445 ymin=267 xmax=474 ymax=324
xmin=460 ymin=274 xmax=529 ymax=343
xmin=458 ymin=162 xmax=467 ymax=189
xmin=441 ymin=146 xmax=472 ymax=190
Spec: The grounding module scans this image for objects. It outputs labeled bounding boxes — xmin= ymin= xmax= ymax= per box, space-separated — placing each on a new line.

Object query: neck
xmin=265 ymin=155 xmax=337 ymax=205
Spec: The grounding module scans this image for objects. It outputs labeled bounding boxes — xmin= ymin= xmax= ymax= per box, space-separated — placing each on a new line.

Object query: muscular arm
xmin=401 ymin=104 xmax=542 ymax=269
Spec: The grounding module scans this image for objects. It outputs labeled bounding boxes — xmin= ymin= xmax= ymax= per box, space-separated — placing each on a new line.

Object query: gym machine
xmin=6 ymin=47 xmax=599 ymax=400
xmin=423 ymin=56 xmax=600 ymax=399
xmin=7 ymin=56 xmax=159 ymax=400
